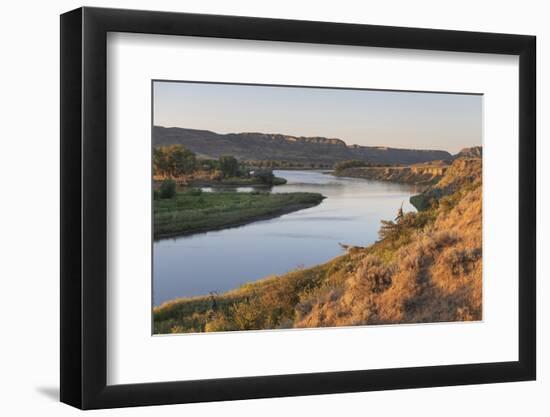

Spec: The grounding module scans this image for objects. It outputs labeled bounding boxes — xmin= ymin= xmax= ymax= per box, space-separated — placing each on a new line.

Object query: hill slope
xmin=153 ymin=126 xmax=452 ymax=165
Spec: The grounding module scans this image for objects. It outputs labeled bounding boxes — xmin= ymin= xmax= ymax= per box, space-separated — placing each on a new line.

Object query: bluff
xmin=333 ymin=147 xmax=482 ymax=185
xmin=333 ymin=163 xmax=448 ymax=185
xmin=153 ymin=126 xmax=452 ymax=165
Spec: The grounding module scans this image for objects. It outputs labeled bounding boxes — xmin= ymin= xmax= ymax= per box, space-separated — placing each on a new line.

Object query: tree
xmin=219 ymin=155 xmax=239 ymax=178
xmin=378 ymin=207 xmax=420 ymax=241
xmin=153 ymin=147 xmax=170 ymax=178
xmin=153 ymin=145 xmax=196 ymax=178
xmin=167 ymin=145 xmax=196 ymax=176
xmin=378 ymin=219 xmax=399 ymax=240
xmin=159 ymin=179 xmax=176 ymax=199
xmin=200 ymin=159 xmax=220 ymax=171
xmin=252 ymin=169 xmax=275 ymax=185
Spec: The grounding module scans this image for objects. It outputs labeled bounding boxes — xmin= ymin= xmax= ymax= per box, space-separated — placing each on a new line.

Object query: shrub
xmin=437 ymin=193 xmax=461 ymax=212
xmin=443 ymin=247 xmax=482 ymax=276
xmin=230 ymin=297 xmax=266 ymax=330
xmin=159 ymin=179 xmax=177 ymax=199
xmin=378 ymin=219 xmax=400 ymax=240
xmin=205 ymin=314 xmax=235 ymax=332
xmin=252 ymin=169 xmax=275 ymax=185
xmin=353 ymin=255 xmax=393 ymax=294
xmin=427 ymin=230 xmax=458 ymax=249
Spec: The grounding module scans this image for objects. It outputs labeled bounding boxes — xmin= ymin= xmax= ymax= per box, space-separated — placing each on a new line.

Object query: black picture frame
xmin=60 ymin=6 xmax=536 ymax=410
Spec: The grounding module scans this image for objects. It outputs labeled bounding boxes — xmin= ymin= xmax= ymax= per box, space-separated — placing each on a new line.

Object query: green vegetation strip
xmin=154 ymin=191 xmax=325 ymax=238
xmin=188 ymin=176 xmax=287 ymax=187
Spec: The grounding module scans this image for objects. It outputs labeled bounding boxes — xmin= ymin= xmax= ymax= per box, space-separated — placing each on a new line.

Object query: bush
xmin=353 ymin=255 xmax=393 ymax=294
xmin=252 ymin=169 xmax=276 ymax=185
xmin=153 ymin=189 xmax=160 ymax=201
xmin=230 ymin=297 xmax=267 ymax=330
xmin=205 ymin=314 xmax=235 ymax=332
xmin=159 ymin=179 xmax=177 ymax=199
xmin=443 ymin=247 xmax=482 ymax=276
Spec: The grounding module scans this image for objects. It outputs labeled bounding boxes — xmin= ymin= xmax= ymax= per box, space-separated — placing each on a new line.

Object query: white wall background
xmin=0 ymin=0 xmax=545 ymax=415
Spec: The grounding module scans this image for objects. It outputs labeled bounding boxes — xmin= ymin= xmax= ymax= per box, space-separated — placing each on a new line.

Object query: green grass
xmin=188 ymin=176 xmax=287 ymax=187
xmin=154 ymin=190 xmax=324 ymax=238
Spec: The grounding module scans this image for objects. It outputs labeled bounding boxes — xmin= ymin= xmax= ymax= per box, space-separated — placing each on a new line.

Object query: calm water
xmin=153 ymin=170 xmax=421 ymax=306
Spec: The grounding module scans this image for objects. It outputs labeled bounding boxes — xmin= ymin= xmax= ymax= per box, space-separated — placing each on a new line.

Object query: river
xmin=153 ymin=170 xmax=421 ymax=306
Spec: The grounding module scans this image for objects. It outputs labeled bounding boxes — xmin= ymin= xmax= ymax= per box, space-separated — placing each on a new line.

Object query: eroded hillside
xmin=333 ymin=163 xmax=449 ymax=185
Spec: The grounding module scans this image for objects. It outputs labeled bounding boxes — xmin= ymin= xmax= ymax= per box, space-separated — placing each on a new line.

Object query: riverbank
xmin=333 ymin=164 xmax=447 ymax=185
xmin=154 ymin=176 xmax=287 ymax=188
xmin=154 ymin=158 xmax=482 ymax=333
xmin=154 ymin=191 xmax=325 ymax=239
xmin=186 ymin=176 xmax=287 ymax=187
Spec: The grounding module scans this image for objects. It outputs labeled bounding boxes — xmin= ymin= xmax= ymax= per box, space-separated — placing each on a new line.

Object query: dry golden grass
xmin=295 ymin=163 xmax=482 ymax=328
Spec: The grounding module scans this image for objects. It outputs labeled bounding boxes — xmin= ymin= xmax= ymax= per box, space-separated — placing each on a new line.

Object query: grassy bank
xmin=154 ymin=157 xmax=482 ymax=333
xmin=154 ymin=191 xmax=325 ymax=238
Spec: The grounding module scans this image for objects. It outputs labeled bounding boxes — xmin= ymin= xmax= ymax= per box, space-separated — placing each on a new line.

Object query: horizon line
xmin=153 ymin=125 xmax=481 ymax=155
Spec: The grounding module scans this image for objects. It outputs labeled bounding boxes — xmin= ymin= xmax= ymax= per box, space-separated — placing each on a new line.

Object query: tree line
xmin=245 ymin=160 xmax=332 ymax=169
xmin=334 ymin=160 xmax=397 ymax=173
xmin=153 ymin=145 xmax=240 ymax=179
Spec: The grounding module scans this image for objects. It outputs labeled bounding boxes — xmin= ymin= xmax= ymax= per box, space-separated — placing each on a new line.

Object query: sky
xmin=153 ymin=81 xmax=482 ymax=154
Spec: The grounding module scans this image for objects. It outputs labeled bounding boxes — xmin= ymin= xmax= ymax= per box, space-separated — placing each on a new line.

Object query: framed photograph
xmin=60 ymin=7 xmax=536 ymax=409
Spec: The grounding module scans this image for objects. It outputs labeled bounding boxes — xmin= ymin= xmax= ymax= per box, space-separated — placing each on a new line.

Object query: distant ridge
xmin=153 ymin=126 xmax=453 ymax=165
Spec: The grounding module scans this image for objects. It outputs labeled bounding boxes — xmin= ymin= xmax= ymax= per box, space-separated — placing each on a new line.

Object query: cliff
xmin=410 ymin=158 xmax=482 ymax=210
xmin=333 ymin=147 xmax=482 ymax=186
xmin=334 ymin=164 xmax=448 ymax=185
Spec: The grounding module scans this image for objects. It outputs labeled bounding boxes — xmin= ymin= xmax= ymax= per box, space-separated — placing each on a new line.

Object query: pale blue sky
xmin=153 ymin=81 xmax=482 ymax=154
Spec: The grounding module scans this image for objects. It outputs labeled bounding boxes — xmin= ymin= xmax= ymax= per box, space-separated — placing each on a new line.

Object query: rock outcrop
xmin=454 ymin=146 xmax=482 ymax=159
